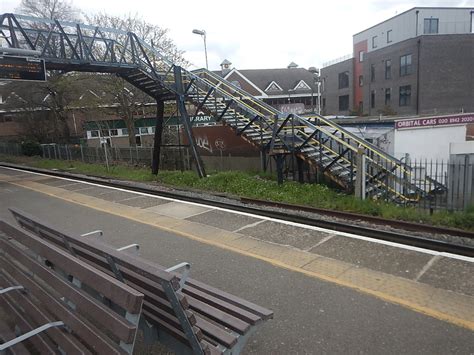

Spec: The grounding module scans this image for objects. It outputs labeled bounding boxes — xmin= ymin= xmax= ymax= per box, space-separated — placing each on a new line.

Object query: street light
xmin=192 ymin=29 xmax=208 ymax=70
xmin=308 ymin=66 xmax=321 ymax=115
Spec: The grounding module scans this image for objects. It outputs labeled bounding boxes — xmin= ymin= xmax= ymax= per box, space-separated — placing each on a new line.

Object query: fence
xmin=39 ymin=143 xmax=193 ymax=171
xmin=0 ymin=141 xmax=472 ymax=211
xmin=408 ymin=157 xmax=474 ymax=211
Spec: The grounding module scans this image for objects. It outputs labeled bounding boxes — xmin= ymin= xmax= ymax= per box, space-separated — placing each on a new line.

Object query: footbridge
xmin=0 ymin=13 xmax=433 ymax=202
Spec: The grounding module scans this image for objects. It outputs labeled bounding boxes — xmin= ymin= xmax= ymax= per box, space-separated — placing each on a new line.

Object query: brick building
xmin=321 ymin=7 xmax=474 ymax=116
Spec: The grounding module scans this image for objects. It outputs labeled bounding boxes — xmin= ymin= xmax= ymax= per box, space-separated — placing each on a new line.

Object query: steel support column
xmin=174 ymin=66 xmax=206 ymax=178
xmin=151 ymin=99 xmax=165 ymax=175
xmin=275 ymin=154 xmax=285 ymax=185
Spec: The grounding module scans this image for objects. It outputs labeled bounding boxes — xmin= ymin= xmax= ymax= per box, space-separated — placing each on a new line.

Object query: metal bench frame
xmin=10 ymin=208 xmax=274 ymax=355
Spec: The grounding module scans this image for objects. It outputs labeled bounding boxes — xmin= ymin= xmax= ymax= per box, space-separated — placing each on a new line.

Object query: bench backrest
xmin=9 ymin=208 xmax=208 ymax=355
xmin=0 ymin=220 xmax=144 ymax=354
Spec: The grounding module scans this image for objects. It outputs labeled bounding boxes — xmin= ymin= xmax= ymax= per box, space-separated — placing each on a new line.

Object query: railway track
xmin=1 ymin=163 xmax=473 ymax=258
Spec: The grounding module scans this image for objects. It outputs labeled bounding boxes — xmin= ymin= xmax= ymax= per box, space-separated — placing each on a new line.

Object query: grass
xmin=2 ymin=154 xmax=473 ymax=232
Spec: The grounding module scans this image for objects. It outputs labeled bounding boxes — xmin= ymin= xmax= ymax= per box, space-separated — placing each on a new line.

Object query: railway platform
xmin=0 ymin=166 xmax=473 ymax=353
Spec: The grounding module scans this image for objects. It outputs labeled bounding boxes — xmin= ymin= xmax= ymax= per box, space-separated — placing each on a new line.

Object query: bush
xmin=21 ymin=141 xmax=42 ymax=156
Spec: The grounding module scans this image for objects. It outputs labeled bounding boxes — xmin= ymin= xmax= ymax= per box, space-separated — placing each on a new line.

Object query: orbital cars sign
xmin=395 ymin=114 xmax=474 ymax=130
xmin=0 ymin=56 xmax=47 ymax=82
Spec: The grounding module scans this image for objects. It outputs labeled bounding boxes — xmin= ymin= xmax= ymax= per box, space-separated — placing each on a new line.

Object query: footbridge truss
xmin=0 ymin=13 xmax=436 ymax=203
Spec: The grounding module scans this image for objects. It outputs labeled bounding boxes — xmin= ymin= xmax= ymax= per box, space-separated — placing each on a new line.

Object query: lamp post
xmin=287 ymin=88 xmax=295 ymax=114
xmin=308 ymin=66 xmax=321 ymax=115
xmin=192 ymin=29 xmax=208 ymax=70
xmin=317 ymin=79 xmax=321 ymax=115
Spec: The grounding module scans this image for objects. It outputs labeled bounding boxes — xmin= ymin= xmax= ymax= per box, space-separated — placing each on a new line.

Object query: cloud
xmin=1 ymin=0 xmax=472 ymax=70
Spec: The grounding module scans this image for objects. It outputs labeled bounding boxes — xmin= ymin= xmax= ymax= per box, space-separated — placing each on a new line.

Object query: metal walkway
xmin=0 ymin=13 xmax=433 ymax=202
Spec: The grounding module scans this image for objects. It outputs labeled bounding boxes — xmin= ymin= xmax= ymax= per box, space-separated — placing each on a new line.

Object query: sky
xmin=1 ymin=0 xmax=473 ymax=70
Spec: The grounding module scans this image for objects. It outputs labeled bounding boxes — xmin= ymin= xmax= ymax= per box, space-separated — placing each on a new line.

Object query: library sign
xmin=395 ymin=114 xmax=474 ymax=130
xmin=0 ymin=56 xmax=46 ymax=82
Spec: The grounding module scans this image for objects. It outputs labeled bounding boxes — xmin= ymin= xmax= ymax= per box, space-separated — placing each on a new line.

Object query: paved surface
xmin=0 ymin=167 xmax=473 ymax=354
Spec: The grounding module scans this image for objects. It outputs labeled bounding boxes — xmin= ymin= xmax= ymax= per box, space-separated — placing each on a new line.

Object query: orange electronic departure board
xmin=0 ymin=56 xmax=46 ymax=81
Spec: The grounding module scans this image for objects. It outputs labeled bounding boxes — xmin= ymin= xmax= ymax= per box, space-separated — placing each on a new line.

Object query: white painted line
xmin=3 ymin=166 xmax=473 ymax=263
xmin=233 ymin=219 xmax=266 ymax=233
xmin=115 ymin=195 xmax=143 ymax=202
xmin=304 ymin=234 xmax=335 ymax=251
xmin=178 ymin=208 xmax=215 ymax=219
xmin=414 ymin=255 xmax=441 ymax=282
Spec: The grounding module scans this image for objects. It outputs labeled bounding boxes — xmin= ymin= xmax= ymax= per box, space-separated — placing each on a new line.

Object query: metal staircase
xmin=0 ymin=13 xmax=431 ymax=202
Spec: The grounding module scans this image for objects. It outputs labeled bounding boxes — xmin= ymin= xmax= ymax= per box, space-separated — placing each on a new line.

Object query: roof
xmin=220 ymin=59 xmax=232 ymax=65
xmin=233 ymin=67 xmax=318 ymax=94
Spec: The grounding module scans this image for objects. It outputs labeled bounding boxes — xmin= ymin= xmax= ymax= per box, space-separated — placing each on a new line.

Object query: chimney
xmin=287 ymin=62 xmax=298 ymax=69
xmin=220 ymin=59 xmax=232 ymax=76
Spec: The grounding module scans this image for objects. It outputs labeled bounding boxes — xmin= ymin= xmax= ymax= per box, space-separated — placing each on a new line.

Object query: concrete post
xmin=355 ymin=148 xmax=366 ymax=200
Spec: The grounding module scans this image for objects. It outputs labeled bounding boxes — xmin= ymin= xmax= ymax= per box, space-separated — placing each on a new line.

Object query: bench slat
xmin=0 ymin=237 xmax=137 ymax=344
xmin=183 ymin=286 xmax=260 ymax=325
xmin=188 ymin=297 xmax=250 ymax=335
xmin=0 ymin=221 xmax=143 ymax=314
xmin=0 ymin=295 xmax=55 ymax=354
xmin=0 ymin=255 xmax=125 ymax=354
xmin=195 ymin=317 xmax=238 ymax=348
xmin=187 ymin=279 xmax=274 ymax=320
xmin=0 ymin=273 xmax=90 ymax=354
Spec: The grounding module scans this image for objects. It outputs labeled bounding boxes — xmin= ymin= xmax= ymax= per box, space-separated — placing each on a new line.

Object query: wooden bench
xmin=9 ymin=208 xmax=274 ymax=355
xmin=0 ymin=220 xmax=144 ymax=354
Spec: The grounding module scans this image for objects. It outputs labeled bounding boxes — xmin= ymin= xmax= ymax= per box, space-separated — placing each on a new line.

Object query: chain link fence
xmin=1 ymin=141 xmax=472 ymax=211
xmin=0 ymin=142 xmax=192 ymax=172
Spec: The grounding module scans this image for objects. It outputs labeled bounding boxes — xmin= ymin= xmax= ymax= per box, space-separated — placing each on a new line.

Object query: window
xmin=372 ymin=36 xmax=378 ymax=49
xmin=294 ymin=80 xmax=310 ymax=90
xmin=424 ymin=18 xmax=439 ymax=34
xmin=359 ymin=75 xmax=363 ymax=87
xmin=339 ymin=95 xmax=349 ymax=111
xmin=265 ymin=81 xmax=282 ymax=92
xmin=359 ymin=101 xmax=363 ymax=112
xmin=134 ymin=128 xmax=140 ymax=135
xmin=387 ymin=30 xmax=392 ymax=43
xmin=385 ymin=59 xmax=392 ymax=79
xmin=359 ymin=51 xmax=364 ymax=62
xmin=385 ymin=88 xmax=391 ymax=105
xmin=338 ymin=72 xmax=349 ymax=89
xmin=140 ymin=127 xmax=149 ymax=134
xmin=101 ymin=129 xmax=109 ymax=137
xmin=322 ymin=98 xmax=326 ymax=110
xmin=370 ymin=64 xmax=376 ymax=82
xmin=371 ymin=90 xmax=376 ymax=109
xmin=121 ymin=128 xmax=128 ymax=135
xmin=90 ymin=130 xmax=99 ymax=138
xmin=400 ymin=54 xmax=412 ymax=76
xmin=110 ymin=129 xmax=118 ymax=136
xmin=151 ymin=127 xmax=155 ymax=134
xmin=399 ymin=85 xmax=411 ymax=106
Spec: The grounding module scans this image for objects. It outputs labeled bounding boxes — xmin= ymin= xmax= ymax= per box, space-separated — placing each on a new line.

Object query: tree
xmin=1 ymin=73 xmax=98 ymax=143
xmin=10 ymin=2 xmax=189 ymax=148
xmin=86 ymin=13 xmax=189 ymax=67
xmin=84 ymin=13 xmax=189 ymax=146
xmin=16 ymin=0 xmax=81 ymax=21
